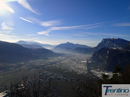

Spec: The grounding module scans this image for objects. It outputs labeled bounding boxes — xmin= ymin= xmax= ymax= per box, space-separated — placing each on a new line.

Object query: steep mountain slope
xmin=91 ymin=47 xmax=130 ymax=71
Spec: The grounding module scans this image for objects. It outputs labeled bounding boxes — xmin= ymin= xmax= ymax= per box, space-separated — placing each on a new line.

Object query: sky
xmin=0 ymin=0 xmax=130 ymax=46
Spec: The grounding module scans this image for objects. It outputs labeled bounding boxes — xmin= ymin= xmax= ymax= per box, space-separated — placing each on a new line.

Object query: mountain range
xmin=0 ymin=41 xmax=56 ymax=63
xmin=53 ymin=38 xmax=130 ymax=54
xmin=0 ymin=37 xmax=130 ymax=67
xmin=16 ymin=38 xmax=130 ymax=54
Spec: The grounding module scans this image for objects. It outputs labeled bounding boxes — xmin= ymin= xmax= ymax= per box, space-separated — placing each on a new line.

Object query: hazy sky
xmin=0 ymin=0 xmax=130 ymax=46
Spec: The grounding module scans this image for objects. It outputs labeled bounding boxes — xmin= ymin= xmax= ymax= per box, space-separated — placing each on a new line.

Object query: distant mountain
xmin=16 ymin=40 xmax=43 ymax=49
xmin=91 ymin=47 xmax=130 ymax=71
xmin=0 ymin=41 xmax=56 ymax=63
xmin=17 ymin=40 xmax=29 ymax=44
xmin=16 ymin=40 xmax=55 ymax=49
xmin=94 ymin=38 xmax=130 ymax=51
xmin=54 ymin=42 xmax=90 ymax=52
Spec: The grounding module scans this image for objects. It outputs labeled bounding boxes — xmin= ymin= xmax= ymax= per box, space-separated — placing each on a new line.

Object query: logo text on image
xmin=102 ymin=84 xmax=130 ymax=97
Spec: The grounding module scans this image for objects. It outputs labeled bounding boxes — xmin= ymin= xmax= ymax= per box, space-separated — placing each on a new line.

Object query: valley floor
xmin=0 ymin=53 xmax=99 ymax=96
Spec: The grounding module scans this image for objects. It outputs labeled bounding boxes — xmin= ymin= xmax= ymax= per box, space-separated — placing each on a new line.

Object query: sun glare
xmin=0 ymin=0 xmax=14 ymax=13
xmin=0 ymin=1 xmax=6 ymax=11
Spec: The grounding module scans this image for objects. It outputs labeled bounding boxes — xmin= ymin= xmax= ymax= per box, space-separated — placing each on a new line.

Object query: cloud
xmin=29 ymin=17 xmax=62 ymax=27
xmin=38 ymin=23 xmax=102 ymax=35
xmin=112 ymin=22 xmax=130 ymax=26
xmin=37 ymin=30 xmax=50 ymax=36
xmin=0 ymin=33 xmax=17 ymax=43
xmin=85 ymin=32 xmax=130 ymax=37
xmin=41 ymin=20 xmax=61 ymax=27
xmin=50 ymin=26 xmax=79 ymax=30
xmin=50 ymin=23 xmax=101 ymax=30
xmin=19 ymin=17 xmax=34 ymax=23
xmin=1 ymin=22 xmax=14 ymax=30
xmin=18 ymin=0 xmax=38 ymax=14
xmin=5 ymin=5 xmax=15 ymax=13
xmin=0 ymin=33 xmax=16 ymax=37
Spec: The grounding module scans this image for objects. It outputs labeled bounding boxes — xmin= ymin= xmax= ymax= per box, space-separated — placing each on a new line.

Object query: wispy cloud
xmin=0 ymin=33 xmax=17 ymax=43
xmin=85 ymin=32 xmax=130 ymax=37
xmin=0 ymin=33 xmax=16 ymax=37
xmin=112 ymin=22 xmax=130 ymax=26
xmin=5 ymin=5 xmax=15 ymax=13
xmin=29 ymin=17 xmax=62 ymax=27
xmin=41 ymin=20 xmax=61 ymax=27
xmin=37 ymin=30 xmax=50 ymax=36
xmin=1 ymin=22 xmax=14 ymax=30
xmin=19 ymin=17 xmax=34 ymax=23
xmin=50 ymin=26 xmax=82 ymax=30
xmin=18 ymin=0 xmax=38 ymax=14
xmin=99 ymin=33 xmax=130 ymax=37
xmin=50 ymin=23 xmax=101 ymax=30
xmin=37 ymin=23 xmax=102 ymax=35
